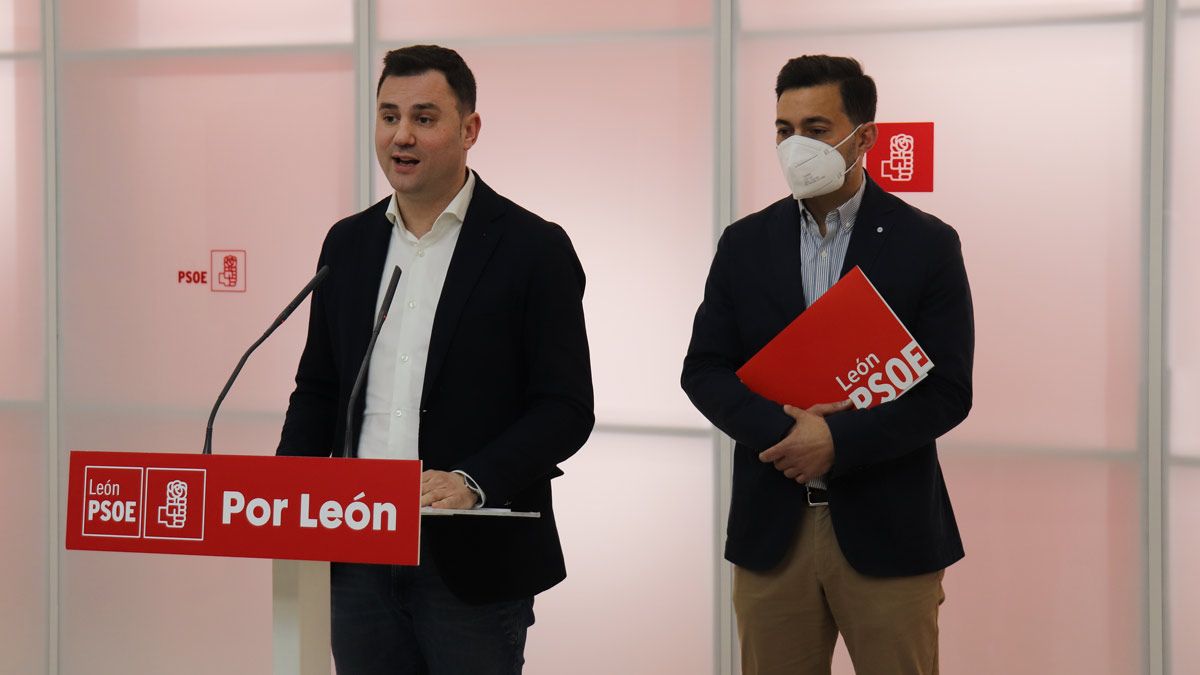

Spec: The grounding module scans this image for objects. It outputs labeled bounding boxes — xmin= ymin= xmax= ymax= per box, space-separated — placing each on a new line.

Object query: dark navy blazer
xmin=279 ymin=174 xmax=595 ymax=603
xmin=682 ymin=175 xmax=973 ymax=577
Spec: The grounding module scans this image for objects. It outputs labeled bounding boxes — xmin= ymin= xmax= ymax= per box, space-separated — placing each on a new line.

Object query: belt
xmin=806 ymin=485 xmax=829 ymax=507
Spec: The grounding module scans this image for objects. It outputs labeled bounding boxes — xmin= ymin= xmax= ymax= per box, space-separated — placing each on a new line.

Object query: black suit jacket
xmin=682 ymin=175 xmax=973 ymax=577
xmin=278 ymin=174 xmax=595 ymax=603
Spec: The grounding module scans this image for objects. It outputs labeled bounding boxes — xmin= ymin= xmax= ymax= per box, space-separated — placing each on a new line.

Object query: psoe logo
xmin=81 ymin=466 xmax=144 ymax=538
xmin=158 ymin=480 xmax=189 ymax=528
xmin=867 ymin=122 xmax=934 ymax=193
xmin=881 ymin=134 xmax=916 ymax=182
xmin=210 ymin=250 xmax=247 ymax=293
xmin=144 ymin=468 xmax=207 ymax=541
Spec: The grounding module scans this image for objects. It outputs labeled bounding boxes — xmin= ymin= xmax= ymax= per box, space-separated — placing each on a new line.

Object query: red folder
xmin=736 ymin=266 xmax=933 ymax=410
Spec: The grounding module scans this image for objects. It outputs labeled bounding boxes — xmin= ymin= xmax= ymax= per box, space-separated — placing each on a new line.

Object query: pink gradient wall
xmin=444 ymin=40 xmax=714 ymax=430
xmin=377 ymin=0 xmax=709 ymax=39
xmin=4 ymin=0 xmax=1193 ymax=673
xmin=57 ymin=54 xmax=355 ymax=416
xmin=57 ymin=0 xmax=352 ymax=50
xmin=47 ymin=0 xmax=719 ymax=672
xmin=0 ymin=58 xmax=43 ymax=401
xmin=0 ymin=0 xmax=41 ymax=51
xmin=0 ymin=6 xmax=46 ymax=671
xmin=738 ymin=0 xmax=1142 ymax=31
xmin=530 ymin=434 xmax=714 ymax=674
xmin=49 ymin=2 xmax=356 ymax=670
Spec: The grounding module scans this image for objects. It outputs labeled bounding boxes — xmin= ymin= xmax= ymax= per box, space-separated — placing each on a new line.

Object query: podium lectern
xmin=65 ymin=450 xmax=422 ymax=675
xmin=274 ymin=559 xmax=330 ymax=675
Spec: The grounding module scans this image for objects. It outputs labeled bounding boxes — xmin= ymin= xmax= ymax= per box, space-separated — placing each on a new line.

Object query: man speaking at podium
xmin=278 ymin=45 xmax=594 ymax=674
xmin=682 ymin=56 xmax=974 ymax=674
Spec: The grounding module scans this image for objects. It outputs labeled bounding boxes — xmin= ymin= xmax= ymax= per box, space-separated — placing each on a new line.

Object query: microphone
xmin=343 ymin=265 xmax=402 ymax=458
xmin=202 ymin=265 xmax=330 ymax=455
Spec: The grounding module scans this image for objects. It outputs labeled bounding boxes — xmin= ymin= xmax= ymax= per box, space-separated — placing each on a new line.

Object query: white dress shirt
xmin=357 ymin=172 xmax=476 ymax=485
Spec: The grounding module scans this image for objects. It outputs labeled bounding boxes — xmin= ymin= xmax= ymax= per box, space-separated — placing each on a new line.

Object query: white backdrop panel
xmin=0 ymin=0 xmax=41 ymax=51
xmin=57 ymin=54 xmax=354 ymax=421
xmin=738 ymin=0 xmax=1141 ymax=32
xmin=58 ymin=0 xmax=352 ymax=50
xmin=0 ymin=45 xmax=45 ymax=675
xmin=0 ymin=410 xmax=48 ymax=675
xmin=372 ymin=39 xmax=715 ymax=430
xmin=376 ymin=0 xmax=710 ymax=40
xmin=0 ymin=59 xmax=43 ymax=401
xmin=527 ymin=431 xmax=714 ymax=675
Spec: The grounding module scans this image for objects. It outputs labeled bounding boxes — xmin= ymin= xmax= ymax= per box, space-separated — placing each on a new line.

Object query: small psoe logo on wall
xmin=210 ymin=250 xmax=247 ymax=293
xmin=867 ymin=122 xmax=934 ymax=193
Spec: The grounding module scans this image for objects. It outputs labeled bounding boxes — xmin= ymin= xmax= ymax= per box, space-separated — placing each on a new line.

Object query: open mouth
xmin=394 ymin=156 xmax=419 ymax=167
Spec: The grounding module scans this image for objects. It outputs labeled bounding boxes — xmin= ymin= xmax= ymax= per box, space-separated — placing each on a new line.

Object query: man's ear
xmin=462 ymin=111 xmax=481 ymax=150
xmin=858 ymin=121 xmax=878 ymax=155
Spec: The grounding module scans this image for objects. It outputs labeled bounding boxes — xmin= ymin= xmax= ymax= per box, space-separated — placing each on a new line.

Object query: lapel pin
xmin=876 ymin=227 xmax=883 ymax=233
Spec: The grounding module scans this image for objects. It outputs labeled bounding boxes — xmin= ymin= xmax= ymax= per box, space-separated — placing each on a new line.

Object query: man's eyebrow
xmin=775 ymin=116 xmax=834 ymax=128
xmin=379 ymin=102 xmax=442 ymax=114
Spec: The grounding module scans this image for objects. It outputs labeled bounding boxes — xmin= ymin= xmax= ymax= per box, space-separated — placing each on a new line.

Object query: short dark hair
xmin=377 ymin=45 xmax=477 ymax=113
xmin=775 ymin=55 xmax=876 ymax=125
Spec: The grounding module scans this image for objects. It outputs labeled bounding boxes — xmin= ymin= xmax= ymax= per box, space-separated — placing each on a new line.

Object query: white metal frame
xmin=1145 ymin=0 xmax=1173 ymax=672
xmin=41 ymin=0 xmax=60 ymax=671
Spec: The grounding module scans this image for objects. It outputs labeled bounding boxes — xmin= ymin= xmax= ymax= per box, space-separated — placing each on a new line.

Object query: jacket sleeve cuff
xmin=451 ymin=469 xmax=486 ymax=508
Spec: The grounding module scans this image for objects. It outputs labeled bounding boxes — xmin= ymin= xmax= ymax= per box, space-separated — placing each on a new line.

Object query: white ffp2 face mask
xmin=776 ymin=124 xmax=864 ymax=200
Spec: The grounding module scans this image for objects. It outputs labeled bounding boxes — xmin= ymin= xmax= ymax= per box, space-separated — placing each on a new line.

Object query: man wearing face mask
xmin=682 ymin=56 xmax=973 ymax=675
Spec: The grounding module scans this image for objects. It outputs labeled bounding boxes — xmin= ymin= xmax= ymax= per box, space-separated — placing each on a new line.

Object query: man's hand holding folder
xmin=759 ymin=401 xmax=853 ymax=483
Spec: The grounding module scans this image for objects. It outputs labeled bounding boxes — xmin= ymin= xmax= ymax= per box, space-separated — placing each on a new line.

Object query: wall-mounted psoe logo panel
xmin=81 ymin=466 xmax=144 ymax=538
xmin=144 ymin=468 xmax=207 ymax=541
xmin=210 ymin=250 xmax=247 ymax=293
xmin=867 ymin=122 xmax=934 ymax=193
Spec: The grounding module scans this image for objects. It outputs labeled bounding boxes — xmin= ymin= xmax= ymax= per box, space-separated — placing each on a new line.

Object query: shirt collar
xmin=385 ymin=169 xmax=477 ymax=242
xmin=800 ymin=171 xmax=868 ymax=234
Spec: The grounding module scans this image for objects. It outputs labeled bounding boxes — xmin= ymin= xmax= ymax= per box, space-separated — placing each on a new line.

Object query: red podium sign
xmin=66 ymin=451 xmax=421 ymax=565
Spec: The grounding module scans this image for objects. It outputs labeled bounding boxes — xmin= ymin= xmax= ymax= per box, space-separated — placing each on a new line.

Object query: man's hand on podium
xmin=420 ymin=470 xmax=480 ymax=510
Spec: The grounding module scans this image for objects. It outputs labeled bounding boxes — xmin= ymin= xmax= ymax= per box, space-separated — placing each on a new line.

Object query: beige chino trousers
xmin=733 ymin=504 xmax=945 ymax=675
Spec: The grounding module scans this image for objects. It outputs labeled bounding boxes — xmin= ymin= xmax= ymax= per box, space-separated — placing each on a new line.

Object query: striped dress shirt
xmin=797 ymin=176 xmax=867 ymax=490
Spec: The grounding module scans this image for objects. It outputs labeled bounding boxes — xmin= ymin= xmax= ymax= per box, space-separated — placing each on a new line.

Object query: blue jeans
xmin=330 ymin=559 xmax=535 ymax=675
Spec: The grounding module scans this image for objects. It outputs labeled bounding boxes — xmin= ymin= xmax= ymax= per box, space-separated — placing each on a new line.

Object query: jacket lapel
xmin=354 ymin=199 xmax=395 ymax=354
xmin=840 ymin=174 xmax=896 ymax=278
xmin=767 ymin=197 xmax=808 ymax=319
xmin=421 ymin=174 xmax=505 ymax=405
